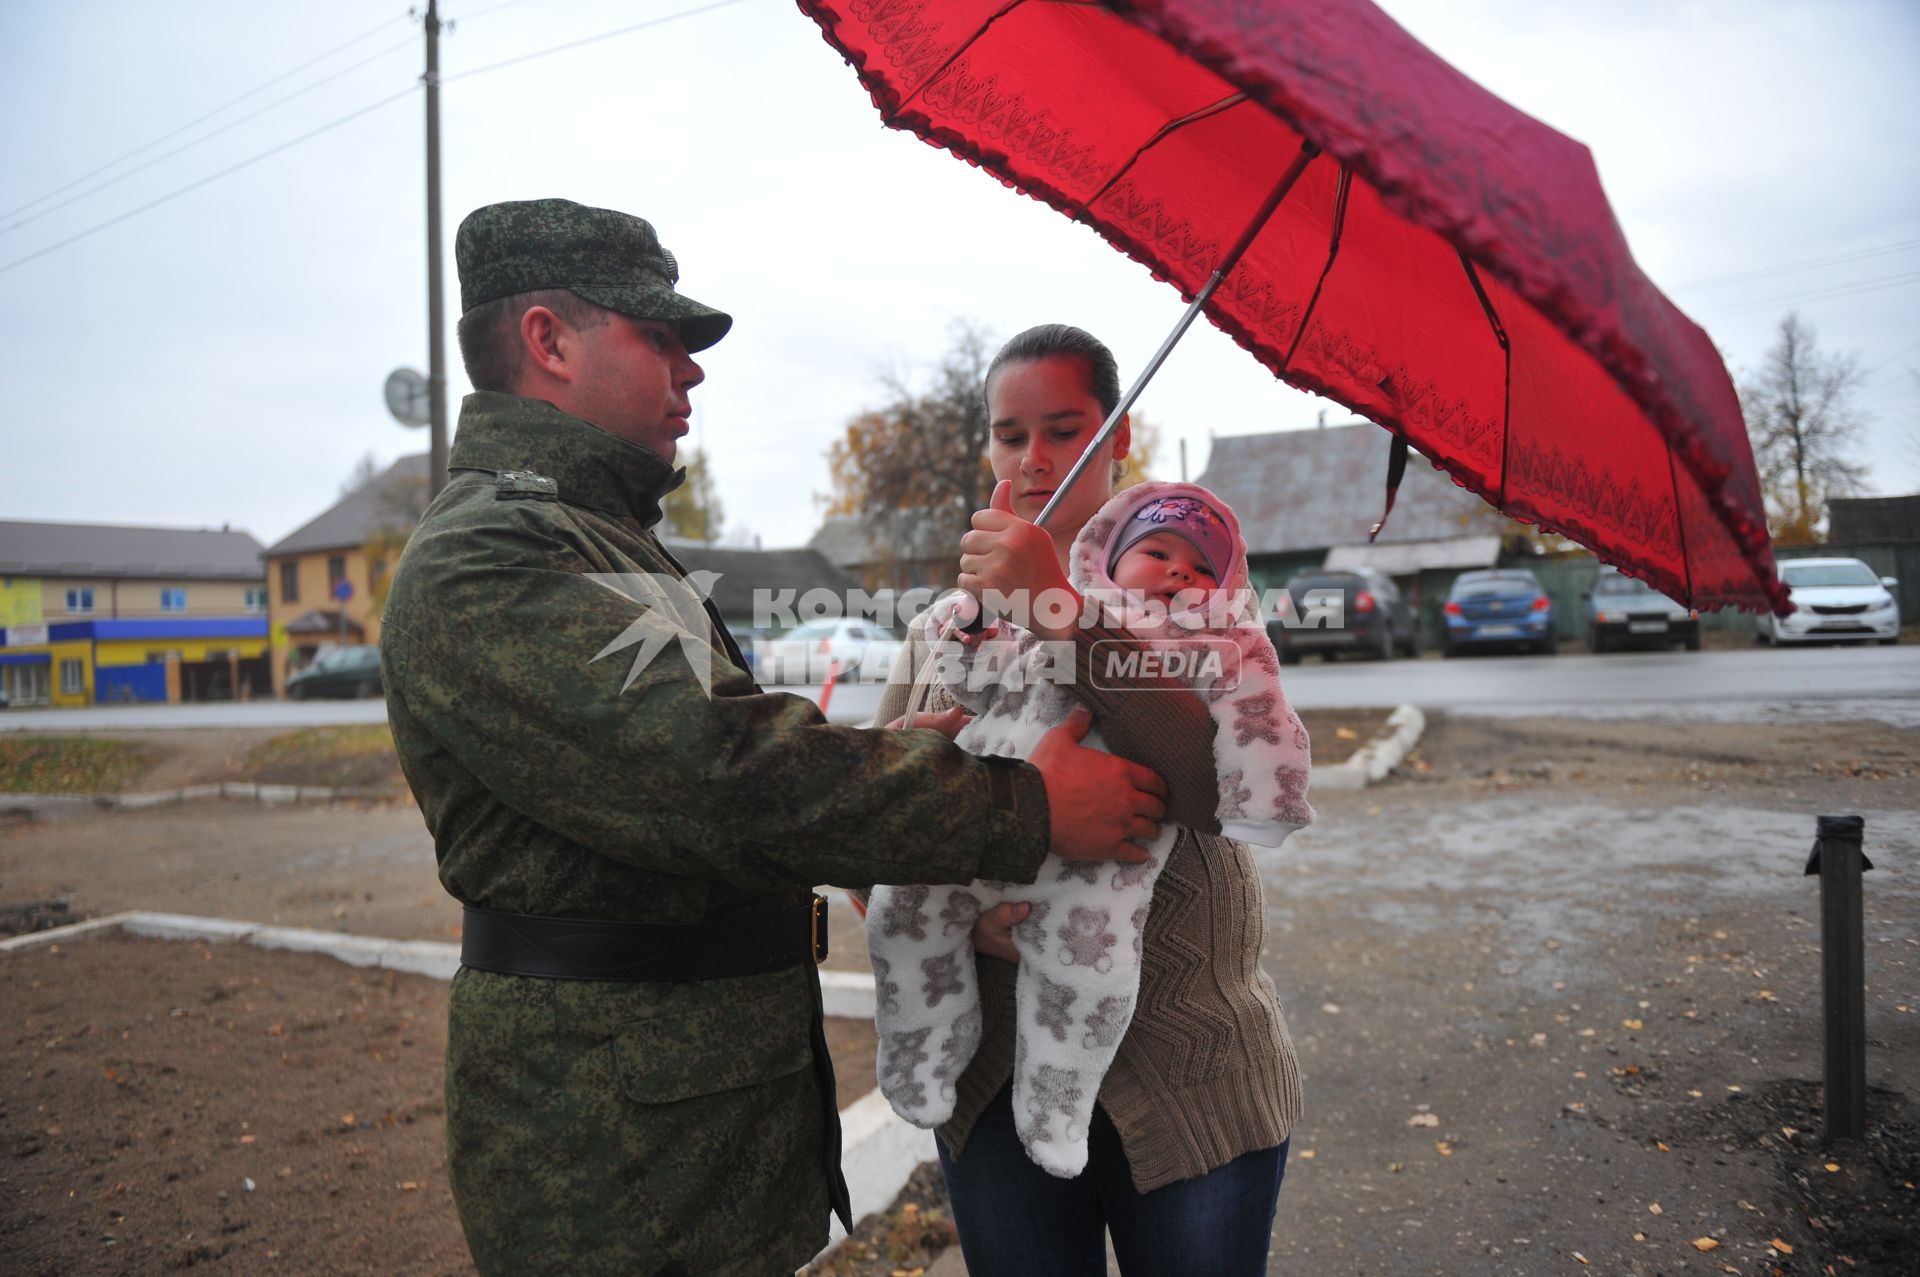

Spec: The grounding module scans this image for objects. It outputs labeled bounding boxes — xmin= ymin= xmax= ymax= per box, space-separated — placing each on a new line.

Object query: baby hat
xmin=1106 ymin=492 xmax=1235 ymax=581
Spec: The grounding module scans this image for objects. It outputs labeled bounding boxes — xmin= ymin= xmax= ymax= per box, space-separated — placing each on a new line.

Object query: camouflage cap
xmin=455 ymin=198 xmax=732 ymax=352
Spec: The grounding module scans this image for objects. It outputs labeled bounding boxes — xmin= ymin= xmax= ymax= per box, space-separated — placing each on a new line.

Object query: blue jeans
xmin=936 ymin=1084 xmax=1288 ymax=1276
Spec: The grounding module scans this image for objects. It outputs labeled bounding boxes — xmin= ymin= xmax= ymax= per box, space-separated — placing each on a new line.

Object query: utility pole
xmin=424 ymin=0 xmax=449 ymax=497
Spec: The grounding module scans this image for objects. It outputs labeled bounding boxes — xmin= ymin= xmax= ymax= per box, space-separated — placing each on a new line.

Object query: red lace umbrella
xmin=797 ymin=0 xmax=1786 ymax=613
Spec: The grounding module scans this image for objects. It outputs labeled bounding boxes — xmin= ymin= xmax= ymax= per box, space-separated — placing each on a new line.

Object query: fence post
xmin=1803 ymin=814 xmax=1873 ymax=1143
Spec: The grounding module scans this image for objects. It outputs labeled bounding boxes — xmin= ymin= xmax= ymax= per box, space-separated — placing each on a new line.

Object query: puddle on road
xmin=1262 ymin=796 xmax=1918 ymax=952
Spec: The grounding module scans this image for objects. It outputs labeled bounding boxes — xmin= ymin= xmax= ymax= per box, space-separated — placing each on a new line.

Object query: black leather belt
xmin=459 ymin=895 xmax=829 ymax=982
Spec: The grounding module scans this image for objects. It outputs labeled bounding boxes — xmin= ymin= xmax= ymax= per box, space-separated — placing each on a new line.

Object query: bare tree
xmin=340 ymin=451 xmax=382 ymax=496
xmin=1739 ymin=313 xmax=1869 ymax=544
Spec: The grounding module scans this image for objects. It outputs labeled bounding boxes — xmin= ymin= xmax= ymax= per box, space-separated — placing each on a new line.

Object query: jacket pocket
xmin=609 ymin=979 xmax=813 ymax=1104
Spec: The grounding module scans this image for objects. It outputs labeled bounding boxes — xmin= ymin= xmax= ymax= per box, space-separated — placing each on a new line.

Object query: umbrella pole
xmin=1034 ymin=140 xmax=1321 ymax=529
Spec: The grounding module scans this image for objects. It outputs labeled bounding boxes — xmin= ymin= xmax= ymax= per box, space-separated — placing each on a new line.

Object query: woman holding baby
xmin=874 ymin=324 xmax=1309 ymax=1275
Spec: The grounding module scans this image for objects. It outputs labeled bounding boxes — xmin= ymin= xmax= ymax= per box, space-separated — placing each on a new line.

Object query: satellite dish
xmin=384 ymin=367 xmax=431 ymax=428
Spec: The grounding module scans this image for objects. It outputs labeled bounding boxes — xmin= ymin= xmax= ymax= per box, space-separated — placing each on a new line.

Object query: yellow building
xmin=0 ymin=520 xmax=269 ymax=708
xmin=262 ymin=454 xmax=427 ymax=695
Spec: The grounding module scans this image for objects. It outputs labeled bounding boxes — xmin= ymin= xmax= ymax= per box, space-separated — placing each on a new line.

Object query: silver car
xmin=1584 ymin=566 xmax=1700 ymax=653
xmin=1759 ymin=558 xmax=1901 ymax=646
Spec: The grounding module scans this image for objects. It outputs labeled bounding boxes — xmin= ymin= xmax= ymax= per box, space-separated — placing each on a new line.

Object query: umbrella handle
xmin=959 ymin=139 xmax=1322 ymax=634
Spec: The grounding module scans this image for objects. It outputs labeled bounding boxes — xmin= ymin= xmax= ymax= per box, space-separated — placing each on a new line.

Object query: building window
xmin=161 ymin=588 xmax=187 ymax=612
xmin=65 ymin=587 xmax=94 ymax=613
xmin=60 ymin=658 xmax=84 ymax=695
xmin=327 ymin=556 xmax=347 ymax=586
xmin=369 ymin=557 xmax=389 ymax=596
xmin=280 ymin=561 xmax=299 ymax=603
xmin=244 ymin=588 xmax=267 ymax=613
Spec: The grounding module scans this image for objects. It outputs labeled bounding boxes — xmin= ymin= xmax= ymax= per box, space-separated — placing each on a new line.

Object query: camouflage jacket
xmin=381 ymin=392 xmax=1051 ymax=1275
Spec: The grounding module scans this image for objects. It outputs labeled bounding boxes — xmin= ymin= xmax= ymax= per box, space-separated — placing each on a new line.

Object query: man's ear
xmin=1111 ymin=412 xmax=1132 ymax=461
xmin=518 ymin=306 xmax=573 ymax=384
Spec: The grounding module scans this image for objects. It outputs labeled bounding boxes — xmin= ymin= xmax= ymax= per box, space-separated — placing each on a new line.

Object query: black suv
xmin=1269 ymin=568 xmax=1420 ymax=663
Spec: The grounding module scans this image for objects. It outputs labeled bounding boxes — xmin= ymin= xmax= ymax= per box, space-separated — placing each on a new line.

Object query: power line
xmin=1706 ymin=269 xmax=1920 ymax=320
xmin=1675 ymin=238 xmax=1920 ymax=293
xmin=1 ymin=34 xmax=418 ymax=239
xmin=441 ymin=0 xmax=749 ymax=82
xmin=0 ymin=85 xmax=421 ymax=278
xmin=0 ymin=9 xmax=413 ymax=224
xmin=0 ymin=0 xmax=755 ymax=278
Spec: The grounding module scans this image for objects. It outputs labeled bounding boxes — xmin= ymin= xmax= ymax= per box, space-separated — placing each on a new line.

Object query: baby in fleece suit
xmin=867 ymin=480 xmax=1312 ymax=1178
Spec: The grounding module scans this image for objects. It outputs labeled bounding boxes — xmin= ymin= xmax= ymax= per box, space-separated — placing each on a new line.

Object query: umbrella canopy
xmin=798 ymin=0 xmax=1786 ymax=613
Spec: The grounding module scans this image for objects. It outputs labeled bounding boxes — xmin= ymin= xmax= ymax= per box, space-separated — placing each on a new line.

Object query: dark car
xmin=285 ymin=644 xmax=383 ymax=699
xmin=1584 ymin=566 xmax=1700 ymax=652
xmin=1269 ymin=568 xmax=1420 ymax=663
xmin=1443 ymin=569 xmax=1557 ymax=656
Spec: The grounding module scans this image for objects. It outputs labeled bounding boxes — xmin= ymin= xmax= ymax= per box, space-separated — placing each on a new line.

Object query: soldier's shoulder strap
xmin=493 ymin=469 xmax=560 ymax=501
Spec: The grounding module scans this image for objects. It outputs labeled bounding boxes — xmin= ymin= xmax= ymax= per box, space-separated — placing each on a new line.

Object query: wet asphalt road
xmin=4 ymin=644 xmax=1913 ymax=732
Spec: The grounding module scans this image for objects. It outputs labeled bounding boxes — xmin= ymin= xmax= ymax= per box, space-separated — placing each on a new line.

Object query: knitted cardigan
xmin=874 ymin=602 xmax=1303 ymax=1192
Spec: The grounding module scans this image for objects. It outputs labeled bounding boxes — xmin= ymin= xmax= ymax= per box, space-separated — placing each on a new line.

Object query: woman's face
xmin=985 ymin=355 xmax=1130 ymax=534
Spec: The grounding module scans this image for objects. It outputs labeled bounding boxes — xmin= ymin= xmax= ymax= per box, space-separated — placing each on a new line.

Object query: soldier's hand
xmin=885 ymin=704 xmax=973 ymax=740
xmin=1029 ymin=705 xmax=1165 ymax=863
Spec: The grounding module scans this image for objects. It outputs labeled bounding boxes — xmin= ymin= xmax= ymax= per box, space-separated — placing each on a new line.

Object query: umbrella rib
xmin=890 ymin=0 xmax=1045 ymax=120
xmin=1077 ymin=92 xmax=1250 ymax=220
xmin=1458 ymin=253 xmax=1514 ymax=507
xmin=1278 ymin=164 xmax=1354 ymax=373
xmin=1664 ymin=438 xmax=1697 ymax=605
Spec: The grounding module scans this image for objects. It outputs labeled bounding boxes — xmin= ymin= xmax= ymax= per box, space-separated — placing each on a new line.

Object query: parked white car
xmin=758 ymin=618 xmax=904 ymax=684
xmin=1759 ymin=558 xmax=1901 ymax=646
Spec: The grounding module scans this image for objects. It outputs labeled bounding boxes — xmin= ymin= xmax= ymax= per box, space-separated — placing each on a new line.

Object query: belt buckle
xmin=810 ymin=894 xmax=830 ymax=964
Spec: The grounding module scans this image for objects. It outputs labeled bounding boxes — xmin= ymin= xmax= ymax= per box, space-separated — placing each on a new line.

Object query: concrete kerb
xmin=0 ymin=909 xmax=905 ymax=1261
xmin=1311 ymin=703 xmax=1427 ymax=791
xmin=0 ymin=783 xmax=400 ymax=822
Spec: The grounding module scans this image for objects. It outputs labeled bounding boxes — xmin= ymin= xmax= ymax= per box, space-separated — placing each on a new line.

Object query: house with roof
xmin=808 ymin=509 xmax=963 ymax=595
xmin=1827 ymin=494 xmax=1920 ymax=545
xmin=1196 ymin=422 xmax=1511 ymax=637
xmin=0 ymin=519 xmax=269 ymax=708
xmin=661 ymin=539 xmax=863 ymax=632
xmin=262 ymin=455 xmax=429 ymax=694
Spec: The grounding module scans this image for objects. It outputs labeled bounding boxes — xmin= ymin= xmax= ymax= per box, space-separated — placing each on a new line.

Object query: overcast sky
xmin=3 ymin=0 xmax=1916 ymax=553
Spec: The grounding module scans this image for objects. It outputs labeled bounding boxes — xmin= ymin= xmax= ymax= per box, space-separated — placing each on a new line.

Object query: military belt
xmin=459 ymin=895 xmax=829 ymax=982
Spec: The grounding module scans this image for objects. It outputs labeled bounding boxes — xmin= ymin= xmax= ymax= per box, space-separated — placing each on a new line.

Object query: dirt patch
xmin=0 ymin=736 xmax=157 ymax=794
xmin=1298 ymin=707 xmax=1393 ymax=766
xmin=1660 ymin=1078 xmax=1919 ymax=1271
xmin=2 ymin=727 xmax=407 ymax=798
xmin=241 ymin=726 xmax=404 ymax=793
xmin=3 ymin=932 xmax=468 ymax=1276
xmin=1395 ymin=711 xmax=1920 ymax=801
xmin=0 ymin=803 xmax=450 ymax=943
xmin=1 ymin=932 xmax=884 ymax=1276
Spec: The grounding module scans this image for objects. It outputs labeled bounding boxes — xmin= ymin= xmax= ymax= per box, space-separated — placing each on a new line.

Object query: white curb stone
xmin=821 ymin=1089 xmax=938 ymax=1255
xmin=1312 ymin=703 xmax=1427 ymax=791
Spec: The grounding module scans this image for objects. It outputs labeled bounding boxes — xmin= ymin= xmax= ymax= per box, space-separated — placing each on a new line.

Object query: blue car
xmin=1443 ymin=569 xmax=1557 ymax=656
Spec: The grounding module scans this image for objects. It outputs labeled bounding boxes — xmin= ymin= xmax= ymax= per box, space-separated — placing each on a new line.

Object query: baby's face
xmin=1111 ymin=531 xmax=1220 ymax=611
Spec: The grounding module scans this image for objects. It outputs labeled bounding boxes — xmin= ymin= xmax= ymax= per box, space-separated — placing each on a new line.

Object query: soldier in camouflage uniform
xmin=379 ymin=198 xmax=1167 ymax=1276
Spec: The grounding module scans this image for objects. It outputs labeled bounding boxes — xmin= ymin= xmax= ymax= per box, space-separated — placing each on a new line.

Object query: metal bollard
xmin=1802 ymin=814 xmax=1873 ymax=1142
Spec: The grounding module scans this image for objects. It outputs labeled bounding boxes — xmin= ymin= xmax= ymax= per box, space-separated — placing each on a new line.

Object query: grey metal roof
xmin=0 ymin=519 xmax=266 ymax=581
xmin=263 ymin=454 xmax=431 ymax=557
xmin=1324 ymin=534 xmax=1502 ymax=574
xmin=1828 ymin=495 xmax=1920 ymax=545
xmin=808 ymin=509 xmax=963 ymax=569
xmin=1196 ymin=423 xmax=1508 ymax=556
xmin=666 ymin=542 xmax=862 ymax=622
